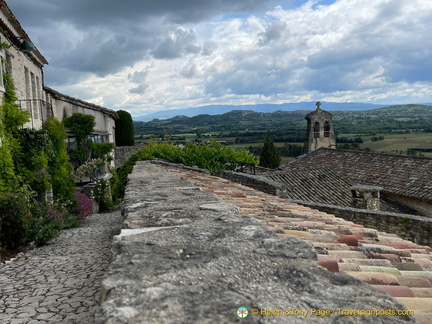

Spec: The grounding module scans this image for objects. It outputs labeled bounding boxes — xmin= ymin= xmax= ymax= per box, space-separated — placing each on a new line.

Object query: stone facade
xmin=0 ymin=2 xmax=118 ymax=154
xmin=0 ymin=1 xmax=49 ymax=130
xmin=304 ymin=102 xmax=336 ymax=153
xmin=44 ymin=87 xmax=118 ymax=169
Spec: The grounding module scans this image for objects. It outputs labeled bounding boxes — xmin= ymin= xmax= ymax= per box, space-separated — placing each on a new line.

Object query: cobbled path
xmin=0 ymin=209 xmax=123 ymax=324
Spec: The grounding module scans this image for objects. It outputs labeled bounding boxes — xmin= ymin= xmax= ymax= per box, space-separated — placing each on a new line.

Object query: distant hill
xmin=133 ymin=102 xmax=386 ymax=121
xmin=134 ymin=104 xmax=432 ymax=138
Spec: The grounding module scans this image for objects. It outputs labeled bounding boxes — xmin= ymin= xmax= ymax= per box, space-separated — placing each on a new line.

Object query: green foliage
xmin=247 ymin=143 xmax=304 ymax=158
xmin=112 ymin=151 xmax=147 ymax=201
xmin=13 ymin=129 xmax=52 ymax=199
xmin=0 ymin=136 xmax=17 ymax=192
xmin=0 ymin=73 xmax=29 ymax=193
xmin=2 ymin=74 xmax=30 ymax=133
xmin=115 ymin=110 xmax=135 ymax=146
xmin=112 ymin=141 xmax=257 ymax=200
xmin=134 ymin=104 xmax=432 ymax=143
xmin=43 ymin=118 xmax=75 ymax=201
xmin=63 ymin=113 xmax=96 ymax=163
xmin=90 ymin=142 xmax=115 ymax=162
xmin=0 ymin=192 xmax=31 ymax=250
xmin=141 ymin=141 xmax=257 ymax=175
xmin=28 ymin=202 xmax=59 ymax=246
xmin=63 ymin=113 xmax=96 ymax=141
xmin=259 ymin=136 xmax=281 ymax=169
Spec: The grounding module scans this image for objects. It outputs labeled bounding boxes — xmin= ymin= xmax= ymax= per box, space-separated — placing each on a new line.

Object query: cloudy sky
xmin=8 ymin=0 xmax=432 ymax=115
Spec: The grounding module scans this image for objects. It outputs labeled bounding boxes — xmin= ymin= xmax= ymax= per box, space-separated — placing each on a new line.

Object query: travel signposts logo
xmin=237 ymin=307 xmax=249 ymax=319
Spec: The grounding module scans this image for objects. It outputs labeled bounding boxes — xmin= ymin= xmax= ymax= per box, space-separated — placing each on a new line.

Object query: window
xmin=24 ymin=67 xmax=32 ymax=114
xmin=313 ymin=122 xmax=320 ymax=138
xmin=31 ymin=72 xmax=38 ymax=119
xmin=0 ymin=48 xmax=4 ymax=92
xmin=324 ymin=121 xmax=331 ymax=137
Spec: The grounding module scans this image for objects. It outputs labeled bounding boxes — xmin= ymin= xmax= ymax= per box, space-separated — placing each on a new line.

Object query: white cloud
xmin=7 ymin=0 xmax=432 ymax=115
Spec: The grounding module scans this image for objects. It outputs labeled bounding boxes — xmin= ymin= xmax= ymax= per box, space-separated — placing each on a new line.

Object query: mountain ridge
xmin=133 ymin=102 xmax=389 ymax=121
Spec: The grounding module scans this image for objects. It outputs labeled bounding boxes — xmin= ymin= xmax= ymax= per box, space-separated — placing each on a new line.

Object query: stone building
xmin=304 ymin=101 xmax=336 ymax=153
xmin=0 ymin=0 xmax=117 ymax=168
xmin=44 ymin=87 xmax=118 ymax=169
xmin=266 ymin=148 xmax=432 ymax=217
xmin=0 ymin=0 xmax=50 ymax=130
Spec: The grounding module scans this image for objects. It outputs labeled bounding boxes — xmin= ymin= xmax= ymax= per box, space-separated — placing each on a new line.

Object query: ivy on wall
xmin=0 ymin=73 xmax=30 ymax=193
xmin=43 ymin=117 xmax=75 ymax=201
xmin=13 ymin=129 xmax=51 ymax=200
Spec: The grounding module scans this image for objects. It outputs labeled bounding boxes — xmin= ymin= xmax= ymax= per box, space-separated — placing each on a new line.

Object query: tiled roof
xmin=164 ymin=166 xmax=432 ymax=323
xmin=264 ymin=167 xmax=422 ymax=214
xmin=44 ymin=86 xmax=119 ymax=120
xmin=0 ymin=1 xmax=48 ymax=65
xmin=280 ymin=148 xmax=432 ymax=202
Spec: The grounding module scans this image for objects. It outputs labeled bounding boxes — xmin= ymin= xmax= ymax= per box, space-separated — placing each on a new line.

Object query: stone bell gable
xmin=304 ymin=102 xmax=336 ymax=153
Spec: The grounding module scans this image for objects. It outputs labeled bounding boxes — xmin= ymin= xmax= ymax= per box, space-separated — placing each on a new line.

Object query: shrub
xmin=112 ymin=141 xmax=257 ymax=200
xmin=0 ymin=193 xmax=31 ymax=250
xmin=13 ymin=129 xmax=52 ymax=200
xmin=115 ymin=110 xmax=135 ymax=146
xmin=43 ymin=118 xmax=75 ymax=201
xmin=0 ymin=73 xmax=30 ymax=193
xmin=73 ymin=191 xmax=93 ymax=221
xmin=63 ymin=113 xmax=96 ymax=163
xmin=28 ymin=202 xmax=59 ymax=246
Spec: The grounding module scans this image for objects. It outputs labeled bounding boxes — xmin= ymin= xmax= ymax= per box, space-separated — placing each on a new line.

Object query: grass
xmin=360 ymin=133 xmax=432 ymax=155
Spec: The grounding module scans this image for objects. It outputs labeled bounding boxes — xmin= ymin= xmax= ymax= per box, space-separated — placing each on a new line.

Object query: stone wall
xmin=114 ymin=144 xmax=146 ymax=168
xmin=220 ymin=170 xmax=286 ymax=196
xmin=292 ymin=200 xmax=432 ymax=246
xmin=96 ymin=161 xmax=414 ymax=323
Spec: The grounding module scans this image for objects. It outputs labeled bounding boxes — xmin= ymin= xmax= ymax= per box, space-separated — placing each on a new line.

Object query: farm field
xmin=338 ymin=133 xmax=432 ymax=157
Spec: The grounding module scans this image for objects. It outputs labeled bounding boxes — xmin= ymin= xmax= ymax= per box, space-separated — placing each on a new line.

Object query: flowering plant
xmin=73 ymin=191 xmax=93 ymax=220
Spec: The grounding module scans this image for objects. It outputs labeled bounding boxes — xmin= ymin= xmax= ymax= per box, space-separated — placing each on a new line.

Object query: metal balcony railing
xmin=16 ymin=99 xmax=54 ymax=129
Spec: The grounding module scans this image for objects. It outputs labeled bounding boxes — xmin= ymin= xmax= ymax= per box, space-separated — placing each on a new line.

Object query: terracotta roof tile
xmin=372 ymin=285 xmax=415 ymax=297
xmin=346 ymin=271 xmax=399 ymax=285
xmin=163 ymin=166 xmax=432 ymax=319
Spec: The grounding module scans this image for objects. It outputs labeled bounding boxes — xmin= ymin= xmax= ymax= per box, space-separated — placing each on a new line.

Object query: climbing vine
xmin=43 ymin=117 xmax=75 ymax=201
xmin=0 ymin=73 xmax=30 ymax=192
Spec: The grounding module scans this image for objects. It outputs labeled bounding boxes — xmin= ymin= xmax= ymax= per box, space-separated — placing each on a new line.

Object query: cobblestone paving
xmin=0 ymin=209 xmax=123 ymax=324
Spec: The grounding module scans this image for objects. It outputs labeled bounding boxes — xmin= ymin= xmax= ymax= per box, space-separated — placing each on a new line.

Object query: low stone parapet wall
xmin=96 ymin=161 xmax=413 ymax=323
xmin=292 ymin=200 xmax=432 ymax=247
xmin=220 ymin=170 xmax=286 ymax=196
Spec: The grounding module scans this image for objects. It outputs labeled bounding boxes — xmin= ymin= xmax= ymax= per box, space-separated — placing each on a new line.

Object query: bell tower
xmin=304 ymin=102 xmax=336 ymax=153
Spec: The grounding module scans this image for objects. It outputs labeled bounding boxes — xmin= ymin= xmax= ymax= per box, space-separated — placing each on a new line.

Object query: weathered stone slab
xmin=96 ymin=161 xmax=416 ymax=323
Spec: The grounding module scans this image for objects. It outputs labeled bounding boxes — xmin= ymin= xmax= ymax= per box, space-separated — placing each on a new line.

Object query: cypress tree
xmin=259 ymin=136 xmax=281 ymax=169
xmin=115 ymin=110 xmax=135 ymax=146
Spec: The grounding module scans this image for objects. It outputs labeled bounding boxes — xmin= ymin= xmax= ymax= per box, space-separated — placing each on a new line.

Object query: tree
xmin=259 ymin=136 xmax=281 ymax=169
xmin=63 ymin=113 xmax=96 ymax=163
xmin=115 ymin=110 xmax=135 ymax=146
